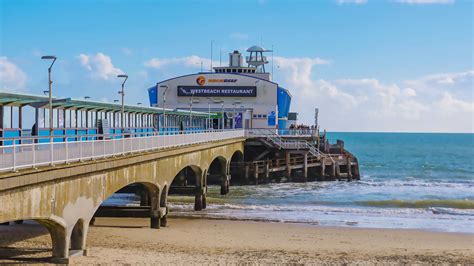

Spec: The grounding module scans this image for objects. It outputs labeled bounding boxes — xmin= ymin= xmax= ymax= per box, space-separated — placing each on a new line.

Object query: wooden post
xmin=244 ymin=164 xmax=250 ymax=184
xmin=321 ymin=158 xmax=326 ymax=178
xmin=347 ymin=157 xmax=353 ymax=181
xmin=254 ymin=164 xmax=259 ymax=185
xmin=332 ymin=161 xmax=336 ymax=180
xmin=286 ymin=151 xmax=292 ymax=180
xmin=335 ymin=161 xmax=341 ymax=180
xmin=194 ymin=187 xmax=203 ymax=211
xmin=303 ymin=152 xmax=308 ymax=182
xmin=265 ymin=160 xmax=270 ymax=183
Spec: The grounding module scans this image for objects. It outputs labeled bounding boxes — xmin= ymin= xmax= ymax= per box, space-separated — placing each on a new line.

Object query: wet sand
xmin=0 ymin=217 xmax=473 ymax=264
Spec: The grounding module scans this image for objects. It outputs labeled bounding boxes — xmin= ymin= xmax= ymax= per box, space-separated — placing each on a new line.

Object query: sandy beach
xmin=0 ymin=217 xmax=473 ymax=264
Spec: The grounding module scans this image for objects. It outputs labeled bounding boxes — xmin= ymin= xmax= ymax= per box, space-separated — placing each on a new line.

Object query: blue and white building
xmin=148 ymin=46 xmax=292 ymax=130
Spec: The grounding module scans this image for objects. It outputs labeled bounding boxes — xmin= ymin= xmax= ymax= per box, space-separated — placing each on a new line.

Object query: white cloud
xmin=337 ymin=0 xmax=368 ymax=4
xmin=229 ymin=32 xmax=249 ymax=40
xmin=0 ymin=56 xmax=27 ymax=92
xmin=78 ymin=53 xmax=124 ymax=80
xmin=273 ymin=55 xmax=473 ymax=132
xmin=144 ymin=55 xmax=218 ymax=71
xmin=394 ymin=0 xmax=454 ymax=4
xmin=438 ymin=92 xmax=474 ymax=114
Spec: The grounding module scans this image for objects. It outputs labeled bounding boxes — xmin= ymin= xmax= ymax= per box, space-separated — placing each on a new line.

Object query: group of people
xmin=288 ymin=124 xmax=315 ymax=135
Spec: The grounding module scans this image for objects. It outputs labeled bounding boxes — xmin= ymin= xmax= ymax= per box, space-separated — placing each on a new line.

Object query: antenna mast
xmin=271 ymin=44 xmax=274 ymax=79
xmin=210 ymin=40 xmax=213 ymax=71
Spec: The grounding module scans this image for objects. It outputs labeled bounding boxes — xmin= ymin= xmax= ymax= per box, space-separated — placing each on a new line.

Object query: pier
xmin=0 ymin=92 xmax=360 ymax=263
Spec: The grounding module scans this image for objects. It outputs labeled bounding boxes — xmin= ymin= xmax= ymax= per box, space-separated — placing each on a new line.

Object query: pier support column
xmin=347 ymin=157 xmax=353 ymax=181
xmin=254 ymin=164 xmax=259 ymax=185
xmin=331 ymin=162 xmax=336 ymax=180
xmin=244 ymin=164 xmax=250 ymax=184
xmin=151 ymin=209 xmax=160 ymax=229
xmin=159 ymin=187 xmax=168 ymax=227
xmin=320 ymin=159 xmax=326 ymax=178
xmin=194 ymin=187 xmax=203 ymax=211
xmin=150 ymin=192 xmax=161 ymax=229
xmin=286 ymin=152 xmax=292 ymax=180
xmin=335 ymin=161 xmax=341 ymax=180
xmin=220 ymin=174 xmax=230 ymax=195
xmin=160 ymin=206 xmax=168 ymax=227
xmin=40 ymin=220 xmax=69 ymax=263
xmin=70 ymin=219 xmax=90 ymax=256
xmin=265 ymin=160 xmax=270 ymax=183
xmin=303 ymin=152 xmax=308 ymax=182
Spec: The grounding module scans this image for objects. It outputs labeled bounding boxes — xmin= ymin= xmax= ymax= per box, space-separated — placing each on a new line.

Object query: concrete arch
xmin=170 ymin=165 xmax=203 ymax=187
xmin=169 ymin=164 xmax=206 ymax=211
xmin=160 ymin=184 xmax=168 ymax=227
xmin=70 ymin=218 xmax=86 ymax=251
xmin=35 ymin=218 xmax=69 ymax=262
xmin=91 ymin=181 xmax=162 ymax=229
xmin=0 ymin=138 xmax=245 ymax=262
xmin=230 ymin=150 xmax=245 ymax=185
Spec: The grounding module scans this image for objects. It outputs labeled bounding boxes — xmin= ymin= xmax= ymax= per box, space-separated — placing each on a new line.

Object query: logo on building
xmin=196 ymin=76 xmax=206 ymax=86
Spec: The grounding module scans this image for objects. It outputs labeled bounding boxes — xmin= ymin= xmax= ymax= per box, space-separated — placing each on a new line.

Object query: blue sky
xmin=1 ymin=0 xmax=473 ymax=132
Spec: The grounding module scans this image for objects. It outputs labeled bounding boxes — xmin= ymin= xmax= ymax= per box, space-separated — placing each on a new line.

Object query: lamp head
xmin=117 ymin=74 xmax=128 ymax=78
xmin=41 ymin=55 xmax=56 ymax=60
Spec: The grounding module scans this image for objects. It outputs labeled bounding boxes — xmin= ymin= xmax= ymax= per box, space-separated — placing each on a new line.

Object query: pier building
xmin=149 ymin=46 xmax=292 ymax=130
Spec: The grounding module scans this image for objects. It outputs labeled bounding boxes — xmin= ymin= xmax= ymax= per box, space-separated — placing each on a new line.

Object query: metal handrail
xmin=0 ymin=129 xmax=245 ymax=173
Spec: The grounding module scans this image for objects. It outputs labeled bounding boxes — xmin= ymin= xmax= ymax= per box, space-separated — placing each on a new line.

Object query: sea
xmin=105 ymin=133 xmax=474 ymax=233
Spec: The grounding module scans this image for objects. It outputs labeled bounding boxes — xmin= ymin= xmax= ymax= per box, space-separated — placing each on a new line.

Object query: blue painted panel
xmin=38 ymin=129 xmax=50 ymax=143
xmin=3 ymin=130 xmax=20 ymax=145
xmin=148 ymin=86 xmax=158 ymax=107
xmin=66 ymin=129 xmax=77 ymax=142
xmin=87 ymin=129 xmax=97 ymax=140
xmin=277 ymin=87 xmax=291 ymax=119
xmin=53 ymin=129 xmax=64 ymax=142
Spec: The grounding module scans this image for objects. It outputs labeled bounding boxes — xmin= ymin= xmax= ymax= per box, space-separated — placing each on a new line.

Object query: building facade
xmin=148 ymin=46 xmax=292 ymax=130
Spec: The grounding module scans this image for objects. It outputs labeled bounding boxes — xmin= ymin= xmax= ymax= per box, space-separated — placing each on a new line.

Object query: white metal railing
xmin=245 ymin=128 xmax=317 ymax=138
xmin=0 ymin=130 xmax=245 ymax=173
xmin=245 ymin=128 xmax=328 ymax=160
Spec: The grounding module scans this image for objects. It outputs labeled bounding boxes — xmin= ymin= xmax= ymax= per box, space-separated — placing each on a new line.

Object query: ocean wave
xmin=357 ymin=199 xmax=474 ymax=209
xmin=428 ymin=207 xmax=474 ymax=216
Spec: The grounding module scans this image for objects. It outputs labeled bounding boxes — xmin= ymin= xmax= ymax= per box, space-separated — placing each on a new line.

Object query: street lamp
xmin=189 ymin=93 xmax=195 ymax=130
xmin=207 ymin=97 xmax=213 ymax=129
xmin=220 ymin=100 xmax=225 ymax=130
xmin=41 ymin=55 xmax=57 ymax=164
xmin=117 ymin=74 xmax=128 ymax=135
xmin=159 ymin=84 xmax=169 ymax=131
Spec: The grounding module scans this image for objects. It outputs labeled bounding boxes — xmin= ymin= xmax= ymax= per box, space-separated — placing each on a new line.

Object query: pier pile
xmin=231 ymin=129 xmax=360 ymax=184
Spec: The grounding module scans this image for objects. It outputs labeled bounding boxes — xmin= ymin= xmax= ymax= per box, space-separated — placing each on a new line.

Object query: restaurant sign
xmin=177 ymin=86 xmax=257 ymax=97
